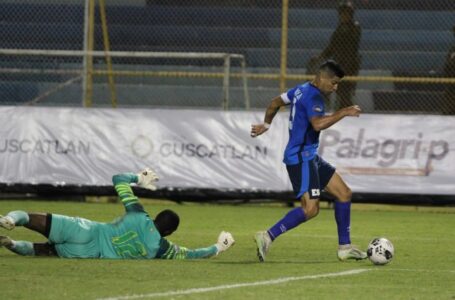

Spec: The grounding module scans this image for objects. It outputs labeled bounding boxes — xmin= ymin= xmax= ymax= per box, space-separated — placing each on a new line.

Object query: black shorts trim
xmin=44 ymin=213 xmax=52 ymax=238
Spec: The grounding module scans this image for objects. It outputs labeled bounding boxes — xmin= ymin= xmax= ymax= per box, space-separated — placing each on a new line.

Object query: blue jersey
xmin=281 ymin=82 xmax=325 ymax=165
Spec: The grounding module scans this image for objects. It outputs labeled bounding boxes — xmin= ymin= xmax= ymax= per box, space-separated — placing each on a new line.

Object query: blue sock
xmin=11 ymin=240 xmax=35 ymax=256
xmin=267 ymin=207 xmax=306 ymax=241
xmin=334 ymin=201 xmax=351 ymax=245
xmin=7 ymin=210 xmax=29 ymax=226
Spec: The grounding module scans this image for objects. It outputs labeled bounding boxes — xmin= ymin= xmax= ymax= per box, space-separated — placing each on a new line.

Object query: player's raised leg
xmin=0 ymin=211 xmax=29 ymax=230
xmin=0 ymin=211 xmax=50 ymax=237
xmin=325 ymin=172 xmax=367 ymax=261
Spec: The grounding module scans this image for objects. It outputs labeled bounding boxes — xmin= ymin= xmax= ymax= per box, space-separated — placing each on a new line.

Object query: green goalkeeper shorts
xmin=48 ymin=214 xmax=100 ymax=258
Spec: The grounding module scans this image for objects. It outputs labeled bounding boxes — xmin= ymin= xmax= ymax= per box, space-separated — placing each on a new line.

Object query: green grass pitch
xmin=0 ymin=200 xmax=454 ymax=300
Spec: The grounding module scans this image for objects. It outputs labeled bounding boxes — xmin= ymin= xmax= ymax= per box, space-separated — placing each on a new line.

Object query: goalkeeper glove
xmin=215 ymin=231 xmax=235 ymax=255
xmin=137 ymin=167 xmax=159 ymax=190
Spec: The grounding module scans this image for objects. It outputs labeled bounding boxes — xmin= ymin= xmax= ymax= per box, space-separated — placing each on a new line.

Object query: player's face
xmin=319 ymin=73 xmax=341 ymax=95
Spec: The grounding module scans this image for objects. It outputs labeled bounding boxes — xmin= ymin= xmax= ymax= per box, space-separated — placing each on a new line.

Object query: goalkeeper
xmin=0 ymin=168 xmax=235 ymax=259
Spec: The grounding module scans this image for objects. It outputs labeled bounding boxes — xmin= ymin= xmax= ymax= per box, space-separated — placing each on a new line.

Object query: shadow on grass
xmin=213 ymin=259 xmax=338 ymax=265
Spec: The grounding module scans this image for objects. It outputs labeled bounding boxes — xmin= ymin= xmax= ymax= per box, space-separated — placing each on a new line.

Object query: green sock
xmin=11 ymin=240 xmax=35 ymax=256
xmin=7 ymin=210 xmax=29 ymax=226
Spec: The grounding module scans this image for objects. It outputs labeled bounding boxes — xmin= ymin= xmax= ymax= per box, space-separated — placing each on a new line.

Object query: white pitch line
xmin=97 ymin=269 xmax=370 ymax=300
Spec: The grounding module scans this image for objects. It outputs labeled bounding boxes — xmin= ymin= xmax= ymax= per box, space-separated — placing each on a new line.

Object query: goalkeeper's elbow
xmin=112 ymin=173 xmax=136 ymax=185
xmin=112 ymin=174 xmax=123 ymax=185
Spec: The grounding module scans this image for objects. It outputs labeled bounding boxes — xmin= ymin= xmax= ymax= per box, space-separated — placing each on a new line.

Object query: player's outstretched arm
xmin=156 ymin=231 xmax=235 ymax=260
xmin=310 ymin=105 xmax=361 ymax=131
xmin=251 ymin=96 xmax=287 ymax=138
xmin=112 ymin=172 xmax=144 ymax=213
xmin=112 ymin=168 xmax=158 ymax=213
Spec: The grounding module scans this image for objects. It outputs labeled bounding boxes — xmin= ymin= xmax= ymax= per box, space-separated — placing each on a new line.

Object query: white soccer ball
xmin=367 ymin=237 xmax=394 ymax=265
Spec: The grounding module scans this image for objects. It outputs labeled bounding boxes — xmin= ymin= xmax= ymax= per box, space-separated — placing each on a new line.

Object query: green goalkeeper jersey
xmin=94 ymin=173 xmax=217 ymax=259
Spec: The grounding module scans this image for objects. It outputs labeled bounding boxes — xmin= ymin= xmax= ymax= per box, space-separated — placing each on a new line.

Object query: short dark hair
xmin=319 ymin=60 xmax=345 ymax=78
xmin=155 ymin=209 xmax=180 ymax=237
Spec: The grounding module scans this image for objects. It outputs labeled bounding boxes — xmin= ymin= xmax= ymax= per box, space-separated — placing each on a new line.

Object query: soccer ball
xmin=367 ymin=237 xmax=394 ymax=265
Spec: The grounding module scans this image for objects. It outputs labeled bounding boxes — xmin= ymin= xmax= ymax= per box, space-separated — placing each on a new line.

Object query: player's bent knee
xmin=338 ymin=187 xmax=352 ymax=202
xmin=306 ymin=208 xmax=319 ymax=219
xmin=303 ymin=204 xmax=319 ymax=219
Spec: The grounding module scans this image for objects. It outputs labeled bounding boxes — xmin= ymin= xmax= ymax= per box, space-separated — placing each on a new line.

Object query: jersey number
xmin=111 ymin=231 xmax=147 ymax=258
xmin=289 ymin=98 xmax=297 ymax=130
xmin=289 ymin=88 xmax=303 ymax=130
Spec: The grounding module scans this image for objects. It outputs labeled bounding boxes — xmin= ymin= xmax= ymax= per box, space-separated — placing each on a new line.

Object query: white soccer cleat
xmin=0 ymin=215 xmax=15 ymax=230
xmin=337 ymin=245 xmax=368 ymax=261
xmin=0 ymin=235 xmax=13 ymax=248
xmin=254 ymin=231 xmax=272 ymax=262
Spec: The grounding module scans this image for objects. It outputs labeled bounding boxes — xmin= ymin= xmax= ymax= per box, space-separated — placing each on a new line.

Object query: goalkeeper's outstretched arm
xmin=112 ymin=173 xmax=144 ymax=213
xmin=156 ymin=231 xmax=235 ymax=259
xmin=112 ymin=168 xmax=159 ymax=213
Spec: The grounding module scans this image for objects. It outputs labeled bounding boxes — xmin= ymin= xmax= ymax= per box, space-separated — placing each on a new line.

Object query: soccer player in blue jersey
xmin=0 ymin=168 xmax=234 ymax=259
xmin=250 ymin=60 xmax=366 ymax=262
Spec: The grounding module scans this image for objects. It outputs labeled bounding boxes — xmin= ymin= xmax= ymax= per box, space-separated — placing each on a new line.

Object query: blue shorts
xmin=48 ymin=214 xmax=100 ymax=258
xmin=286 ymin=154 xmax=336 ymax=199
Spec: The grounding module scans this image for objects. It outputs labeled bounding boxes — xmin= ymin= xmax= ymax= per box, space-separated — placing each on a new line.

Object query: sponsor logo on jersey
xmin=313 ymin=105 xmax=323 ymax=113
xmin=294 ymin=89 xmax=303 ymax=101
